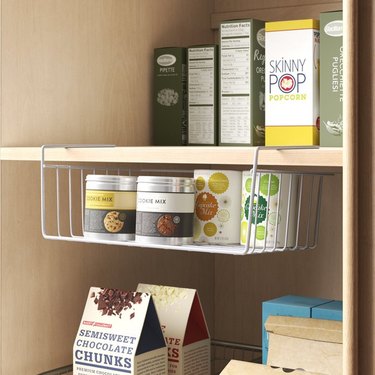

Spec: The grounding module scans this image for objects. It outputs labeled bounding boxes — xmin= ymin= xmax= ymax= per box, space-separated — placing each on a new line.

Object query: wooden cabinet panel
xmin=1 ymin=0 xmax=214 ymax=147
xmin=214 ymin=0 xmax=340 ymax=13
xmin=358 ymin=0 xmax=375 ymax=373
xmin=212 ymin=0 xmax=342 ymax=29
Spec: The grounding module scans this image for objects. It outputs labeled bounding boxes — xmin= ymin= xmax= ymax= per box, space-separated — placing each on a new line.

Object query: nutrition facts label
xmin=220 ymin=22 xmax=252 ymax=144
xmin=188 ymin=46 xmax=216 ymax=145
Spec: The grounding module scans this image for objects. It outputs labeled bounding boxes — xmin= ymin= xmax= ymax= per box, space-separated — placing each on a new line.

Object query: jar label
xmin=86 ymin=190 xmax=136 ymax=210
xmin=136 ymin=212 xmax=193 ymax=238
xmin=136 ymin=192 xmax=194 ymax=213
xmin=85 ymin=209 xmax=136 ymax=234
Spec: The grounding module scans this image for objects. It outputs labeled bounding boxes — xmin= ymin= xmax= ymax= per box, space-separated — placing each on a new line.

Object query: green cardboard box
xmin=187 ymin=44 xmax=218 ymax=146
xmin=154 ymin=47 xmax=187 ymax=146
xmin=320 ymin=11 xmax=343 ymax=147
xmin=219 ymin=19 xmax=265 ymax=146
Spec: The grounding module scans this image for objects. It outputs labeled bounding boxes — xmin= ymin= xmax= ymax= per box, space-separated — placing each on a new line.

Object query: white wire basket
xmin=40 ymin=145 xmax=331 ymax=255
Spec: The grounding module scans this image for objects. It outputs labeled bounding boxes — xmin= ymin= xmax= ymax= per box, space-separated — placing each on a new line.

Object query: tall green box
xmin=219 ymin=19 xmax=265 ymax=146
xmin=320 ymin=11 xmax=343 ymax=147
xmin=153 ymin=47 xmax=187 ymax=146
xmin=187 ymin=44 xmax=218 ymax=146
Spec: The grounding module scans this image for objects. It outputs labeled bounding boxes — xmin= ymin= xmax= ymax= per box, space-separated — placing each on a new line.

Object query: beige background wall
xmin=1 ymin=0 xmax=214 ymax=147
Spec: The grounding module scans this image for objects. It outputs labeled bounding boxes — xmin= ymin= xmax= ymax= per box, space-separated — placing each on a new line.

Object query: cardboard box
xmin=73 ymin=287 xmax=167 ymax=375
xmin=219 ymin=19 xmax=265 ymax=146
xmin=137 ymin=284 xmax=210 ymax=375
xmin=312 ymin=300 xmax=343 ymax=321
xmin=154 ymin=47 xmax=187 ymax=146
xmin=320 ymin=11 xmax=343 ymax=147
xmin=188 ymin=45 xmax=218 ymax=145
xmin=220 ymin=360 xmax=323 ymax=374
xmin=265 ymin=19 xmax=320 ymax=146
xmin=266 ymin=316 xmax=343 ymax=375
xmin=262 ymin=295 xmax=331 ymax=363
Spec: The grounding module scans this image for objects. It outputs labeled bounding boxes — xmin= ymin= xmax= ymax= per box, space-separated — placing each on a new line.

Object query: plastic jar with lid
xmin=84 ymin=175 xmax=137 ymax=241
xmin=136 ymin=176 xmax=195 ymax=245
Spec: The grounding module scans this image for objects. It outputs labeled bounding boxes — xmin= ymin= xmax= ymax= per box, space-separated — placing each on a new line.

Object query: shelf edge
xmin=0 ymin=146 xmax=343 ymax=167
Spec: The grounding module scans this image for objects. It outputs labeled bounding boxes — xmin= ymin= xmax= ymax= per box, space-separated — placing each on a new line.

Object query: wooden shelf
xmin=0 ymin=146 xmax=342 ymax=167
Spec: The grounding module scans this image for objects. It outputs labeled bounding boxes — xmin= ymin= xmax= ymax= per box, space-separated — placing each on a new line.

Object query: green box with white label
xmin=187 ymin=44 xmax=218 ymax=146
xmin=154 ymin=47 xmax=187 ymax=146
xmin=219 ymin=19 xmax=265 ymax=146
xmin=320 ymin=11 xmax=343 ymax=147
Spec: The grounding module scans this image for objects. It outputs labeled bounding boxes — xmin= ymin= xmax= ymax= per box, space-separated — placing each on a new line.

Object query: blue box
xmin=312 ymin=300 xmax=343 ymax=321
xmin=262 ymin=295 xmax=331 ymax=364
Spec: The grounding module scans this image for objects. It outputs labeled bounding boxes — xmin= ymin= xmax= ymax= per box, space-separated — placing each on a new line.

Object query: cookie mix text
xmin=138 ymin=197 xmax=167 ymax=205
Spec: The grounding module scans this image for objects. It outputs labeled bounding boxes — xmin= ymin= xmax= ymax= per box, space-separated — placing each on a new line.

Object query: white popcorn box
xmin=137 ymin=284 xmax=210 ymax=375
xmin=265 ymin=19 xmax=320 ymax=146
xmin=73 ymin=287 xmax=167 ymax=375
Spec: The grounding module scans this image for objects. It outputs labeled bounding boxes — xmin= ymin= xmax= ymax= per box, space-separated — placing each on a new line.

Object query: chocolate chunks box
xmin=73 ymin=287 xmax=167 ymax=375
xmin=137 ymin=284 xmax=210 ymax=375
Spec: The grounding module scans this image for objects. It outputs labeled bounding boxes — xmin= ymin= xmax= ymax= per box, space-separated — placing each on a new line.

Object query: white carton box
xmin=265 ymin=19 xmax=320 ymax=146
xmin=137 ymin=284 xmax=210 ymax=375
xmin=73 ymin=287 xmax=167 ymax=375
xmin=266 ymin=315 xmax=343 ymax=375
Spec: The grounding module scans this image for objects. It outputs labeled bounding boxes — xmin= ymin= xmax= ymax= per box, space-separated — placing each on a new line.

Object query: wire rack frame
xmin=40 ymin=145 xmax=331 ymax=255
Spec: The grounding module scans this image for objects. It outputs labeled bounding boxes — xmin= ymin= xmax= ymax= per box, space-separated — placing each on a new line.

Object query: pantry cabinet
xmin=0 ymin=0 xmax=364 ymax=374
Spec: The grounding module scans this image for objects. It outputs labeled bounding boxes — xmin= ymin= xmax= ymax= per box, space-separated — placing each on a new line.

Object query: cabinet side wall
xmin=0 ymin=0 xmax=3 ymax=373
xmin=358 ymin=0 xmax=374 ymax=373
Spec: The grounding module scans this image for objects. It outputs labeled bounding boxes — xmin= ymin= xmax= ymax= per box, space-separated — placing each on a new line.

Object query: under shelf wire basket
xmin=40 ymin=145 xmax=331 ymax=255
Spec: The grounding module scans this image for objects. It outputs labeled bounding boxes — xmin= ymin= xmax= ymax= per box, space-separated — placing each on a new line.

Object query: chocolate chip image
xmin=156 ymin=214 xmax=176 ymax=236
xmin=103 ymin=211 xmax=124 ymax=233
xmin=91 ymin=288 xmax=143 ymax=319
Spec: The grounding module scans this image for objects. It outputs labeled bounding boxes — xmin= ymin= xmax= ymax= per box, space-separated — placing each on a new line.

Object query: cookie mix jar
xmin=136 ymin=176 xmax=195 ymax=245
xmin=84 ymin=175 xmax=137 ymax=241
